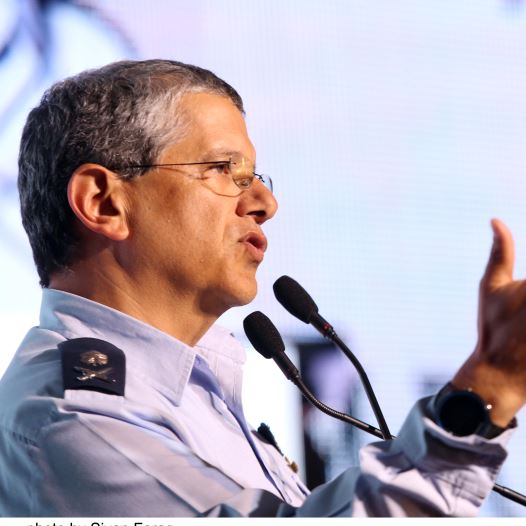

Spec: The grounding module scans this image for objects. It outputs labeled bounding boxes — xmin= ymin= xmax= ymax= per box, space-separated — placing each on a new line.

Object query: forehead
xmin=161 ymin=92 xmax=256 ymax=163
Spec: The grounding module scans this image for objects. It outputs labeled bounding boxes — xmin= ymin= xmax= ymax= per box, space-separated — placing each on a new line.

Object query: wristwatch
xmin=434 ymin=382 xmax=507 ymax=439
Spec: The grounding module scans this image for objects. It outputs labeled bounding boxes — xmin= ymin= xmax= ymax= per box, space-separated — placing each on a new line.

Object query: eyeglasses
xmin=111 ymin=155 xmax=273 ymax=197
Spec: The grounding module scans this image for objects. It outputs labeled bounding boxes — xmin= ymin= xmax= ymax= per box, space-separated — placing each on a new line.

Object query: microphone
xmin=243 ymin=310 xmax=299 ymax=381
xmin=273 ymin=275 xmax=336 ymax=339
xmin=243 ymin=311 xmax=385 ymax=439
xmin=273 ymin=275 xmax=392 ymax=440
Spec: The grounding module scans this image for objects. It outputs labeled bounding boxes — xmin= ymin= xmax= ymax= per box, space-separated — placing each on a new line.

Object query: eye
xmin=207 ymin=161 xmax=231 ymax=175
xmin=234 ymin=175 xmax=253 ymax=189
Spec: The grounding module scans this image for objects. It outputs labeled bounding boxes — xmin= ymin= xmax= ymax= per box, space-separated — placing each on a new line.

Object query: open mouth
xmin=240 ymin=232 xmax=268 ymax=262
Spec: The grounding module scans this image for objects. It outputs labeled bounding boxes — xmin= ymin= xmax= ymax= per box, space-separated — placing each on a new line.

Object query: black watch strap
xmin=434 ymin=382 xmax=508 ymax=439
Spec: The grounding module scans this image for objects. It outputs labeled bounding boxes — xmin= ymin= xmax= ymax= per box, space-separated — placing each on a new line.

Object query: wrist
xmin=434 ymin=382 xmax=511 ymax=438
xmin=452 ymin=352 xmax=522 ymax=428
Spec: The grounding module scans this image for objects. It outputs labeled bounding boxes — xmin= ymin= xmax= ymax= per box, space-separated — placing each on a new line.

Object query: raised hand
xmin=453 ymin=219 xmax=526 ymax=427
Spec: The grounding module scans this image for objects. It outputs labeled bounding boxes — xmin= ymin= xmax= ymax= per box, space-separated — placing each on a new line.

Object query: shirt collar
xmin=195 ymin=325 xmax=246 ymax=409
xmin=39 ymin=289 xmax=246 ymax=406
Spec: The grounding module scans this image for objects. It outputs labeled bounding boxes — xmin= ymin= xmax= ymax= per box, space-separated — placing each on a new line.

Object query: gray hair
xmin=18 ymin=59 xmax=244 ymax=287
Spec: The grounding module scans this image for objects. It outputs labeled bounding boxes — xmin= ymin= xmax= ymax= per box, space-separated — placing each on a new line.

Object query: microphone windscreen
xmin=243 ymin=311 xmax=285 ymax=359
xmin=273 ymin=275 xmax=318 ymax=324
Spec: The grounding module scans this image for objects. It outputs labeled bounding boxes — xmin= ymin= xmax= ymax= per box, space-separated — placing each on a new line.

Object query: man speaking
xmin=0 ymin=59 xmax=524 ymax=516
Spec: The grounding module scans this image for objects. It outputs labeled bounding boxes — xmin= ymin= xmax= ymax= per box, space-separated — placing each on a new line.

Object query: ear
xmin=67 ymin=163 xmax=130 ymax=241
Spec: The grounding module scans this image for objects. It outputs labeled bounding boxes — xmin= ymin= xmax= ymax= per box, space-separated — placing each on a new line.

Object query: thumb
xmin=481 ymin=218 xmax=515 ymax=291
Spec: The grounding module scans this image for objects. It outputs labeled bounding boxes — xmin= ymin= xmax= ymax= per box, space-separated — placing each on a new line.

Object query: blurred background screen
xmin=1 ymin=0 xmax=526 ymax=516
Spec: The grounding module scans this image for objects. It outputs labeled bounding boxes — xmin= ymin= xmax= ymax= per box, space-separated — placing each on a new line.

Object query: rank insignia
xmin=59 ymin=338 xmax=126 ymax=396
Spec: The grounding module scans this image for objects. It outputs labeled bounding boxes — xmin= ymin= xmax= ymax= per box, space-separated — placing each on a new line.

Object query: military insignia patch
xmin=59 ymin=338 xmax=126 ymax=396
xmin=80 ymin=351 xmax=108 ymax=366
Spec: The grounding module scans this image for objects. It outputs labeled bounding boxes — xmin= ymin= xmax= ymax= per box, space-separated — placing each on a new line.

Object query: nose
xmin=236 ymin=180 xmax=278 ymax=224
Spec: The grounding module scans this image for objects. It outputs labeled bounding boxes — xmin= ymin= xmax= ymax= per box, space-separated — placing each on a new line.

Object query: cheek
xmin=173 ymin=201 xmax=232 ymax=257
xmin=134 ymin=182 xmax=236 ymax=260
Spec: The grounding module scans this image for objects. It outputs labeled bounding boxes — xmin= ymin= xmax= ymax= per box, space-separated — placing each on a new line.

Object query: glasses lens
xmin=202 ymin=156 xmax=273 ymax=196
xmin=195 ymin=160 xmax=238 ymax=196
xmin=231 ymin=157 xmax=273 ymax=194
xmin=259 ymin=174 xmax=273 ymax=193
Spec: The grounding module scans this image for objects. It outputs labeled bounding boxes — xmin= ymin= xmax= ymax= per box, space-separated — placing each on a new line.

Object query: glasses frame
xmin=110 ymin=159 xmax=273 ymax=193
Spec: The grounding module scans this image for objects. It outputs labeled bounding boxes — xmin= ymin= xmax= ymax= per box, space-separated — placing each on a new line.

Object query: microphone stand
xmin=317 ymin=321 xmax=393 ymax=440
xmin=294 ymin=375 xmax=386 ymax=440
xmin=273 ymin=275 xmax=392 ymax=439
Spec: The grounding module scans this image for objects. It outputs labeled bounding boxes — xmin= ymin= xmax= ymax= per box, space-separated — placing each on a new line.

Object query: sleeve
xmin=32 ymin=395 xmax=513 ymax=517
xmin=278 ymin=396 xmax=515 ymax=517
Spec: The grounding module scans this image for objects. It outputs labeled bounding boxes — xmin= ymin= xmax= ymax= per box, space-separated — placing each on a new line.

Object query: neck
xmin=49 ymin=265 xmax=220 ymax=347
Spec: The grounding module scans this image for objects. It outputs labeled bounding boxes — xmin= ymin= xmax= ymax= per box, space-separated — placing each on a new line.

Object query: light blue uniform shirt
xmin=0 ymin=290 xmax=514 ymax=516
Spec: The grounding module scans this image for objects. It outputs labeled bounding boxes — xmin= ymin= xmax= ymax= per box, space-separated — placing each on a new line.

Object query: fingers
xmin=481 ymin=218 xmax=515 ymax=291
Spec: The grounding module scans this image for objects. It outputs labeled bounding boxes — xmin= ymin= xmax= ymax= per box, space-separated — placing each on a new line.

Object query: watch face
xmin=437 ymin=390 xmax=489 ymax=437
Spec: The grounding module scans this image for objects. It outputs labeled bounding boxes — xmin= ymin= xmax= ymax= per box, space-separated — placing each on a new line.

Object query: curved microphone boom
xmin=273 ymin=275 xmax=392 ymax=440
xmin=243 ymin=311 xmax=385 ymax=439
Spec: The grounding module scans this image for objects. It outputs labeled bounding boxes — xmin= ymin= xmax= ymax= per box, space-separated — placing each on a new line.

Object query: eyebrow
xmin=200 ymin=149 xmax=258 ymax=171
xmin=201 ymin=148 xmax=239 ymax=159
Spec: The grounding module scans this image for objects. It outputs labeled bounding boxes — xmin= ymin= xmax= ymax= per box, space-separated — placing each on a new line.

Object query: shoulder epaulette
xmin=58 ymin=337 xmax=126 ymax=396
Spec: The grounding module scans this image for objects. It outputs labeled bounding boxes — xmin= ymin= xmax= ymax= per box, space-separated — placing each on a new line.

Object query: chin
xmin=202 ymin=276 xmax=258 ymax=316
xmin=223 ymin=274 xmax=258 ymax=308
xmin=232 ymin=282 xmax=258 ymax=306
